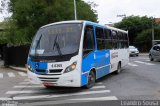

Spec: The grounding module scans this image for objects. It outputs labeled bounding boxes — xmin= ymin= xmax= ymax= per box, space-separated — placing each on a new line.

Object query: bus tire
xmin=115 ymin=62 xmax=121 ymax=74
xmin=85 ymin=70 xmax=95 ymax=89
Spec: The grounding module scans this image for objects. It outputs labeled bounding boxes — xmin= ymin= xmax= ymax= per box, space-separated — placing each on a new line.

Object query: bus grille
xmin=49 ymin=69 xmax=63 ymax=73
xmin=36 ymin=69 xmax=46 ymax=73
xmin=38 ymin=77 xmax=59 ymax=83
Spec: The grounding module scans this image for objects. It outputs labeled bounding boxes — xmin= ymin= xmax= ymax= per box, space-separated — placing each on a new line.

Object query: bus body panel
xmin=27 ymin=55 xmax=82 ymax=87
xmin=81 ymin=50 xmax=111 ymax=86
xmin=110 ymin=49 xmax=129 ymax=72
xmin=94 ymin=50 xmax=110 ymax=79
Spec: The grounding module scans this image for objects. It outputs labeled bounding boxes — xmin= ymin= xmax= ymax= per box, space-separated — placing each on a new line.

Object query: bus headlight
xmin=28 ymin=65 xmax=34 ymax=72
xmin=64 ymin=62 xmax=77 ymax=73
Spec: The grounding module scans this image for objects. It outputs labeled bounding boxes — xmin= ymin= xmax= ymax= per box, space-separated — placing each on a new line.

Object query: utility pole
xmin=74 ymin=0 xmax=77 ymax=20
xmin=151 ymin=17 xmax=155 ymax=46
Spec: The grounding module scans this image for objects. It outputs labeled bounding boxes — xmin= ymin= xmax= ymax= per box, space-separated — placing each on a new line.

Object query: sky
xmin=84 ymin=0 xmax=160 ymax=24
xmin=0 ymin=0 xmax=160 ymax=25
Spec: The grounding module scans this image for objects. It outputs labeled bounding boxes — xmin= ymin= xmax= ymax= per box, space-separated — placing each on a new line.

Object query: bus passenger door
xmin=81 ymin=25 xmax=95 ymax=86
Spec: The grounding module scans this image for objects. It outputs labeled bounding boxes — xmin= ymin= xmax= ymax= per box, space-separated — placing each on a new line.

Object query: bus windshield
xmin=29 ymin=23 xmax=82 ymax=57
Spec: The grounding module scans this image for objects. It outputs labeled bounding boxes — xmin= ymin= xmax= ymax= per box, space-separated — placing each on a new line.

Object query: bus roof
xmin=41 ymin=20 xmax=128 ymax=33
xmin=41 ymin=20 xmax=84 ymax=28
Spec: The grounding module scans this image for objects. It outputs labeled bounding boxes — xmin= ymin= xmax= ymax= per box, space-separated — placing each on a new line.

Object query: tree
xmin=114 ymin=16 xmax=155 ymax=52
xmin=0 ymin=22 xmax=8 ymax=44
xmin=135 ymin=28 xmax=152 ymax=52
xmin=135 ymin=25 xmax=160 ymax=51
xmin=7 ymin=0 xmax=97 ymax=44
xmin=114 ymin=16 xmax=153 ymax=45
xmin=154 ymin=25 xmax=160 ymax=40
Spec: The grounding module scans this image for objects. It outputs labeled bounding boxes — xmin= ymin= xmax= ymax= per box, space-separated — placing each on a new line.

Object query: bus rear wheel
xmin=115 ymin=62 xmax=121 ymax=74
xmin=85 ymin=71 xmax=95 ymax=89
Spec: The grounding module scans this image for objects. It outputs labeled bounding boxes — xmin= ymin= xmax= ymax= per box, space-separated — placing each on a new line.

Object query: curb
xmin=9 ymin=66 xmax=27 ymax=73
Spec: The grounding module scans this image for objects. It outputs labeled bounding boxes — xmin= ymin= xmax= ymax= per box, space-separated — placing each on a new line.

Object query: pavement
xmin=0 ymin=53 xmax=160 ymax=105
xmin=0 ymin=58 xmax=27 ymax=73
xmin=9 ymin=66 xmax=27 ymax=73
xmin=139 ymin=53 xmax=149 ymax=56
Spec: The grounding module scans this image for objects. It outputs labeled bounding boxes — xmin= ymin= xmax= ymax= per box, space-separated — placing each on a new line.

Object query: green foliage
xmin=114 ymin=15 xmax=158 ymax=52
xmin=135 ymin=29 xmax=152 ymax=43
xmin=154 ymin=25 xmax=160 ymax=40
xmin=5 ymin=0 xmax=97 ymax=45
xmin=135 ymin=28 xmax=152 ymax=52
xmin=135 ymin=25 xmax=160 ymax=51
xmin=114 ymin=16 xmax=153 ymax=45
xmin=0 ymin=21 xmax=8 ymax=44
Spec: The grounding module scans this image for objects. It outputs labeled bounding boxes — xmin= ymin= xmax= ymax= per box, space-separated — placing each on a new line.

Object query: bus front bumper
xmin=27 ymin=70 xmax=81 ymax=87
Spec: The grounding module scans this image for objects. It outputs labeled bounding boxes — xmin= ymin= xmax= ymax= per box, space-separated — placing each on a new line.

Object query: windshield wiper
xmin=53 ymin=34 xmax=62 ymax=56
xmin=35 ymin=34 xmax=43 ymax=56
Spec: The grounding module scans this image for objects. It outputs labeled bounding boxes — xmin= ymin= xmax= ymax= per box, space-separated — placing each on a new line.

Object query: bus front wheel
xmin=85 ymin=71 xmax=95 ymax=89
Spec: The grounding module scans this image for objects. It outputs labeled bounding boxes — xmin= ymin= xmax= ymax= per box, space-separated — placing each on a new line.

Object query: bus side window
xmin=104 ymin=29 xmax=112 ymax=49
xmin=123 ymin=33 xmax=128 ymax=48
xmin=112 ymin=30 xmax=118 ymax=49
xmin=117 ymin=32 xmax=123 ymax=49
xmin=83 ymin=25 xmax=95 ymax=56
xmin=96 ymin=27 xmax=105 ymax=50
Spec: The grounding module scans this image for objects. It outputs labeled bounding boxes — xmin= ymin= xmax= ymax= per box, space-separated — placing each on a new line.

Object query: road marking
xmin=90 ymin=85 xmax=106 ymax=89
xmin=24 ymin=79 xmax=30 ymax=81
xmin=96 ymin=82 xmax=103 ymax=84
xmin=128 ymin=63 xmax=138 ymax=67
xmin=18 ymin=72 xmax=27 ymax=76
xmin=0 ymin=73 xmax=3 ymax=78
xmin=0 ymin=98 xmax=12 ymax=100
xmin=6 ymin=89 xmax=110 ymax=95
xmin=19 ymin=82 xmax=31 ymax=84
xmin=134 ymin=61 xmax=155 ymax=65
xmin=8 ymin=72 xmax=15 ymax=77
xmin=6 ymin=90 xmax=36 ymax=94
xmin=6 ymin=90 xmax=110 ymax=100
xmin=14 ymin=85 xmax=105 ymax=89
xmin=13 ymin=85 xmax=43 ymax=88
xmin=146 ymin=60 xmax=150 ymax=62
xmin=69 ymin=96 xmax=118 ymax=101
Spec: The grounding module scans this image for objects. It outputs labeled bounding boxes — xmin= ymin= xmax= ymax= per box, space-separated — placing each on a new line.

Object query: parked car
xmin=129 ymin=46 xmax=139 ymax=56
xmin=149 ymin=44 xmax=160 ymax=61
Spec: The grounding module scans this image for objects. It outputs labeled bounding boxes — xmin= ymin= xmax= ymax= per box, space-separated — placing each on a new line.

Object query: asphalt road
xmin=0 ymin=54 xmax=160 ymax=106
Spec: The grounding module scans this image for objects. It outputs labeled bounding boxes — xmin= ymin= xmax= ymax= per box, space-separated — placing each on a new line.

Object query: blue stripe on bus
xmin=96 ymin=65 xmax=110 ymax=79
xmin=81 ymin=73 xmax=88 ymax=86
xmin=81 ymin=50 xmax=110 ymax=86
xmin=27 ymin=57 xmax=47 ymax=74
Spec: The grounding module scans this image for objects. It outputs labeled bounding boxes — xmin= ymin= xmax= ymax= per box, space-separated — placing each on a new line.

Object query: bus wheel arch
xmin=85 ymin=68 xmax=96 ymax=89
xmin=115 ymin=61 xmax=121 ymax=74
xmin=92 ymin=68 xmax=96 ymax=79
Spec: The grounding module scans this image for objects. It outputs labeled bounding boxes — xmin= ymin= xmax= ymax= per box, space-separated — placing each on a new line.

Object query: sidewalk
xmin=0 ymin=59 xmax=27 ymax=73
xmin=9 ymin=66 xmax=27 ymax=73
xmin=139 ymin=53 xmax=149 ymax=56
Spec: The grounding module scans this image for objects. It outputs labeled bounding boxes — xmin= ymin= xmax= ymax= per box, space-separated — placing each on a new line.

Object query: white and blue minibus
xmin=27 ymin=20 xmax=129 ymax=88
